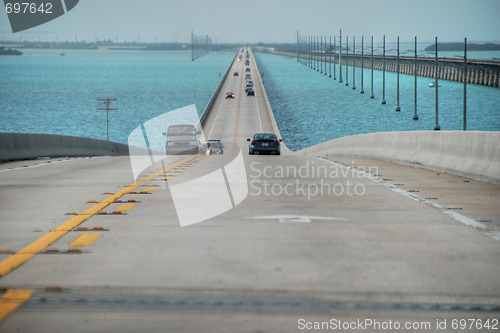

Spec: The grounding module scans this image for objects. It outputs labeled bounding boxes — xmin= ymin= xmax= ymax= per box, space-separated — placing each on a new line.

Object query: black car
xmin=233 ymin=72 xmax=239 ymax=76
xmin=246 ymin=88 xmax=255 ymax=96
xmin=247 ymin=133 xmax=282 ymax=155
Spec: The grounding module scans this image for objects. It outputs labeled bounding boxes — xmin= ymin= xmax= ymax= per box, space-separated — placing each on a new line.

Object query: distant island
xmin=0 ymin=47 xmax=22 ymax=55
xmin=425 ymin=42 xmax=500 ymax=52
xmin=0 ymin=40 xmax=289 ymax=52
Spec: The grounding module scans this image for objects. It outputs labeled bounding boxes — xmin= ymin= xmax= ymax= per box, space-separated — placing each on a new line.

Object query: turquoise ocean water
xmin=0 ymin=49 xmax=234 ymax=144
xmin=254 ymin=51 xmax=500 ymax=151
xmin=1 ymin=48 xmax=499 ymax=151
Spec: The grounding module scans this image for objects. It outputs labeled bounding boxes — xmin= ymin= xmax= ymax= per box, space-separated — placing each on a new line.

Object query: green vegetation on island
xmin=0 ymin=47 xmax=22 ymax=55
xmin=425 ymin=42 xmax=500 ymax=52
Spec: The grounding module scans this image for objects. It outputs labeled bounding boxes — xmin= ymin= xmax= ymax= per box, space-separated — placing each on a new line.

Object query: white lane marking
xmin=207 ymin=98 xmax=224 ymax=140
xmin=251 ymin=215 xmax=348 ymax=223
xmin=316 ymin=157 xmax=498 ymax=241
xmin=487 ymin=232 xmax=500 ymax=241
xmin=444 ymin=210 xmax=489 ymax=229
xmin=254 ymin=91 xmax=263 ymax=133
xmin=208 ymin=62 xmax=242 ymax=140
xmin=0 ymin=157 xmax=91 ymax=173
xmin=250 ymin=51 xmax=264 ymax=133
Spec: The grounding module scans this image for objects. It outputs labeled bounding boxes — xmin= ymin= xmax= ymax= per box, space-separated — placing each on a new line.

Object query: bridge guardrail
xmin=0 ymin=132 xmax=131 ymax=162
xmin=297 ymin=130 xmax=500 ymax=184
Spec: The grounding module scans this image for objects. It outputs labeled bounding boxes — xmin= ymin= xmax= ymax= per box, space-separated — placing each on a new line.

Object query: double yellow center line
xmin=0 ymin=289 xmax=34 ymax=324
xmin=231 ymin=58 xmax=246 ymax=154
xmin=0 ymin=155 xmax=198 ymax=277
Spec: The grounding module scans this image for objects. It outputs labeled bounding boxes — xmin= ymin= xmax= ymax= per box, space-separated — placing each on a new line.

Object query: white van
xmin=163 ymin=124 xmax=201 ymax=155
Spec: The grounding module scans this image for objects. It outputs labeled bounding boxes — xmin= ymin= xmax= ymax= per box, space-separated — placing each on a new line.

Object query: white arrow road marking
xmin=250 ymin=215 xmax=348 ymax=223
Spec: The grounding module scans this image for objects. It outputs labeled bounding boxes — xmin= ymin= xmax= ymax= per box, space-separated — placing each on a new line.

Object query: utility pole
xmin=381 ymin=35 xmax=386 ymax=104
xmin=370 ymin=36 xmax=374 ymax=99
xmin=339 ymin=29 xmax=343 ymax=83
xmin=413 ymin=36 xmax=419 ymax=120
xmin=345 ymin=35 xmax=349 ymax=86
xmin=352 ymin=36 xmax=356 ymax=90
xmin=434 ymin=36 xmax=440 ymax=130
xmin=396 ymin=36 xmax=401 ymax=111
xmin=463 ymin=37 xmax=467 ymax=131
xmin=360 ymin=36 xmax=364 ymax=94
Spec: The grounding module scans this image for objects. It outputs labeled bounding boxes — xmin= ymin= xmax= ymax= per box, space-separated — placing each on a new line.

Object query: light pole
xmin=381 ymin=35 xmax=386 ymax=104
xmin=345 ymin=35 xmax=349 ymax=86
xmin=370 ymin=36 xmax=374 ymax=99
xmin=313 ymin=36 xmax=316 ymax=69
xmin=320 ymin=36 xmax=323 ymax=73
xmin=317 ymin=36 xmax=320 ymax=72
xmin=308 ymin=36 xmax=312 ymax=68
xmin=352 ymin=36 xmax=356 ymax=89
xmin=309 ymin=36 xmax=314 ymax=69
xmin=316 ymin=36 xmax=319 ymax=71
xmin=309 ymin=36 xmax=312 ymax=68
xmin=413 ymin=36 xmax=419 ymax=120
xmin=396 ymin=36 xmax=401 ymax=111
xmin=296 ymin=30 xmax=299 ymax=62
xmin=463 ymin=37 xmax=467 ymax=131
xmin=434 ymin=36 xmax=440 ymax=131
xmin=300 ymin=33 xmax=303 ymax=64
xmin=360 ymin=35 xmax=365 ymax=94
xmin=333 ymin=36 xmax=337 ymax=80
xmin=339 ymin=29 xmax=343 ymax=83
xmin=324 ymin=35 xmax=327 ymax=75
xmin=329 ymin=36 xmax=332 ymax=77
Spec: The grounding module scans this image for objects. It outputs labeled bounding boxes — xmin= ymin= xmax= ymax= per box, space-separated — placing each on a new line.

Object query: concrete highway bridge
xmin=260 ymin=46 xmax=500 ymax=88
xmin=0 ymin=49 xmax=499 ymax=332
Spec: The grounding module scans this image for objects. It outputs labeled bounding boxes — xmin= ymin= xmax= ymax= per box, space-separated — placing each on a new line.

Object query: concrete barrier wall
xmin=296 ymin=131 xmax=500 ymax=184
xmin=0 ymin=132 xmax=131 ymax=162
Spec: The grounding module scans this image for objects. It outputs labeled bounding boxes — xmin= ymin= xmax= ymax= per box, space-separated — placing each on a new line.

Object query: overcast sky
xmin=1 ymin=0 xmax=499 ymax=44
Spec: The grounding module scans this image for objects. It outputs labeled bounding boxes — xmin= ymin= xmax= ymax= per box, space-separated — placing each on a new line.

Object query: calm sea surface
xmin=1 ymin=48 xmax=499 ymax=151
xmin=254 ymin=51 xmax=500 ymax=151
xmin=0 ymin=49 xmax=234 ymax=144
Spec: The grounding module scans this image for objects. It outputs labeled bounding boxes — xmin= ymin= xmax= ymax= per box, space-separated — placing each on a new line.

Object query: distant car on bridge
xmin=233 ymin=72 xmax=239 ymax=76
xmin=245 ymin=68 xmax=251 ymax=72
xmin=247 ymin=133 xmax=282 ymax=155
xmin=245 ymin=59 xmax=250 ymax=65
xmin=246 ymin=88 xmax=255 ymax=96
xmin=245 ymin=80 xmax=253 ymax=92
xmin=225 ymin=92 xmax=235 ymax=99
